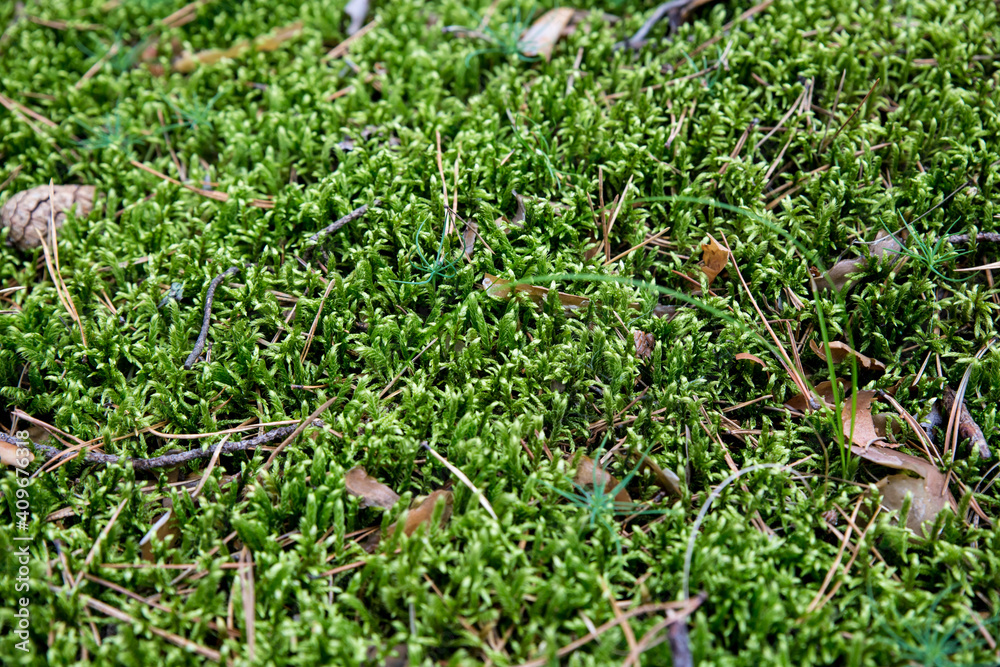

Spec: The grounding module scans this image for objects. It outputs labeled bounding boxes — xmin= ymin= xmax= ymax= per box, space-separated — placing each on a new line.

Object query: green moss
xmin=1 ymin=0 xmax=999 ymax=665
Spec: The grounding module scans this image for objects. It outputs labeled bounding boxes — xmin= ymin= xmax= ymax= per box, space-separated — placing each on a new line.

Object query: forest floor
xmin=1 ymin=0 xmax=999 ymax=665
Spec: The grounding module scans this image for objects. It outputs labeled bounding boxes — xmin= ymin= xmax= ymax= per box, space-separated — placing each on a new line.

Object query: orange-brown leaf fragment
xmin=574 ymin=456 xmax=631 ymax=503
xmin=345 ymin=466 xmax=400 ymax=509
xmin=697 ymin=234 xmax=729 ymax=284
xmin=1 ymin=184 xmax=96 ymax=250
xmin=519 ymin=7 xmax=575 ymax=61
xmin=633 ymin=330 xmax=655 ymax=360
xmin=810 ymin=230 xmax=904 ymax=291
xmin=395 ymin=489 xmax=454 ymax=537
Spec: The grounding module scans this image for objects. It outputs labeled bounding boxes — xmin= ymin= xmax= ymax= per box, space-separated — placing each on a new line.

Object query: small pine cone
xmin=1 ymin=184 xmax=96 ymax=250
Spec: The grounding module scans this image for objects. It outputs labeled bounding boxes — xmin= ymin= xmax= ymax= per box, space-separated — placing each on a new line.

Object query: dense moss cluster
xmin=1 ymin=0 xmax=998 ymax=664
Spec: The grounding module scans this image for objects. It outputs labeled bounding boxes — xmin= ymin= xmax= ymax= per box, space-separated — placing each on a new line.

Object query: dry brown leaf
xmin=574 ymin=456 xmax=631 ymax=503
xmin=841 ymin=390 xmax=881 ymax=448
xmin=697 ymin=234 xmax=729 ymax=284
xmin=1 ymin=184 xmax=96 ymax=250
xmin=0 ymin=438 xmax=33 ymax=469
xmin=462 ymin=220 xmax=478 ymax=260
xmin=784 ymin=381 xmax=882 ymax=447
xmin=783 ymin=379 xmax=845 ymax=413
xmin=808 ymin=340 xmax=887 ymax=380
xmin=633 ymin=330 xmax=655 ymax=360
xmin=519 ymin=7 xmax=576 ymax=61
xmin=345 ymin=466 xmax=400 ymax=509
xmin=395 ymin=489 xmax=454 ymax=537
xmin=876 ymin=473 xmax=950 ymax=536
xmin=633 ymin=452 xmax=682 ymax=497
xmin=483 ymin=273 xmax=589 ymax=311
xmin=810 ymin=230 xmax=904 ymax=291
xmin=173 ymin=22 xmax=303 ymax=73
xmin=362 ymin=489 xmax=454 ymax=553
xmin=862 ymin=444 xmax=958 ymax=535
xmin=941 ymin=386 xmax=991 ymax=459
xmin=510 ymin=190 xmax=526 ymax=229
xmin=856 ymin=444 xmax=957 ymax=535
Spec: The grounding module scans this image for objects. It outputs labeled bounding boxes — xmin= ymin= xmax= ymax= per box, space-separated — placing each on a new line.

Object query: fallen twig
xmin=948 ymin=232 xmax=1000 ymax=245
xmin=305 ymin=200 xmax=379 ymax=250
xmin=184 ymin=266 xmax=240 ymax=369
xmin=6 ymin=422 xmax=324 ymax=470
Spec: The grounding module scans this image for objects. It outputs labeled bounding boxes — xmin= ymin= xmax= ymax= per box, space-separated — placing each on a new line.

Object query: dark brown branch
xmin=8 ymin=421 xmax=325 ymax=470
xmin=184 ymin=266 xmax=240 ymax=369
xmin=948 ymin=232 xmax=1000 ymax=245
xmin=305 ymin=200 xmax=380 ymax=249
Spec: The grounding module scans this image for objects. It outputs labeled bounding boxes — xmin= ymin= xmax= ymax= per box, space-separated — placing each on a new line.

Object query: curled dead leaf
xmin=345 ymin=466 xmax=400 ymax=509
xmin=633 ymin=452 xmax=682 ymax=497
xmin=396 ymin=489 xmax=453 ymax=537
xmin=809 ymin=340 xmax=886 ymax=380
xmin=1 ymin=184 xmax=96 ymax=250
xmin=810 ymin=230 xmax=904 ymax=291
xmin=855 ymin=444 xmax=957 ymax=535
xmin=785 ymin=381 xmax=882 ymax=447
xmin=364 ymin=489 xmax=454 ymax=552
xmin=697 ymin=234 xmax=729 ymax=285
xmin=519 ymin=7 xmax=576 ymax=61
xmin=483 ymin=273 xmax=590 ymax=311
xmin=574 ymin=456 xmax=631 ymax=503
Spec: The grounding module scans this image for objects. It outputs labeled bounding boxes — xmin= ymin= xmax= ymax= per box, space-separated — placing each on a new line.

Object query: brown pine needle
xmin=604 ymin=174 xmax=633 ymax=263
xmin=830 ymin=78 xmax=880 ymax=143
xmin=300 ymin=277 xmax=336 ymax=364
xmin=421 ymin=442 xmax=498 ymax=521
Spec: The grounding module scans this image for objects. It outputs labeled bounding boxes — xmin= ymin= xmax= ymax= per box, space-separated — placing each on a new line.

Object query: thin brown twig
xmin=15 ymin=422 xmax=326 ymax=470
xmin=305 ymin=200 xmax=379 ymax=248
xmin=261 ymin=396 xmax=340 ymax=472
xmin=185 ymin=266 xmax=239 ymax=369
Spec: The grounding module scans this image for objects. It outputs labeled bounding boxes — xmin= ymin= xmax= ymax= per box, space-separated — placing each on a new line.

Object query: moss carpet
xmin=1 ymin=0 xmax=999 ymax=664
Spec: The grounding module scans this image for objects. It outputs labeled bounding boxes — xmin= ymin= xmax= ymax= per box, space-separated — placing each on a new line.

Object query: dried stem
xmin=184 ymin=266 xmax=240 ymax=369
xmin=305 ymin=200 xmax=379 ymax=249
xmin=7 ymin=422 xmax=324 ymax=470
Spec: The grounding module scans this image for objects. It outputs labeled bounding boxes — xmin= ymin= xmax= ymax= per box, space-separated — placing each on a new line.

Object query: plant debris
xmin=0 ymin=432 xmax=33 ymax=468
xmin=345 ymin=466 xmax=400 ymax=509
xmin=876 ymin=473 xmax=950 ymax=536
xmin=1 ymin=184 xmax=96 ymax=250
xmin=808 ymin=340 xmax=887 ymax=381
xmin=518 ymin=7 xmax=576 ymax=62
xmin=184 ymin=266 xmax=240 ymax=369
xmin=697 ymin=234 xmax=729 ymax=285
xmin=173 ymin=22 xmax=304 ymax=73
xmin=941 ymin=386 xmax=991 ymax=459
xmin=483 ymin=273 xmax=590 ymax=311
xmin=810 ymin=230 xmax=904 ymax=291
xmin=574 ymin=456 xmax=632 ymax=504
xmin=633 ymin=330 xmax=655 ymax=360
